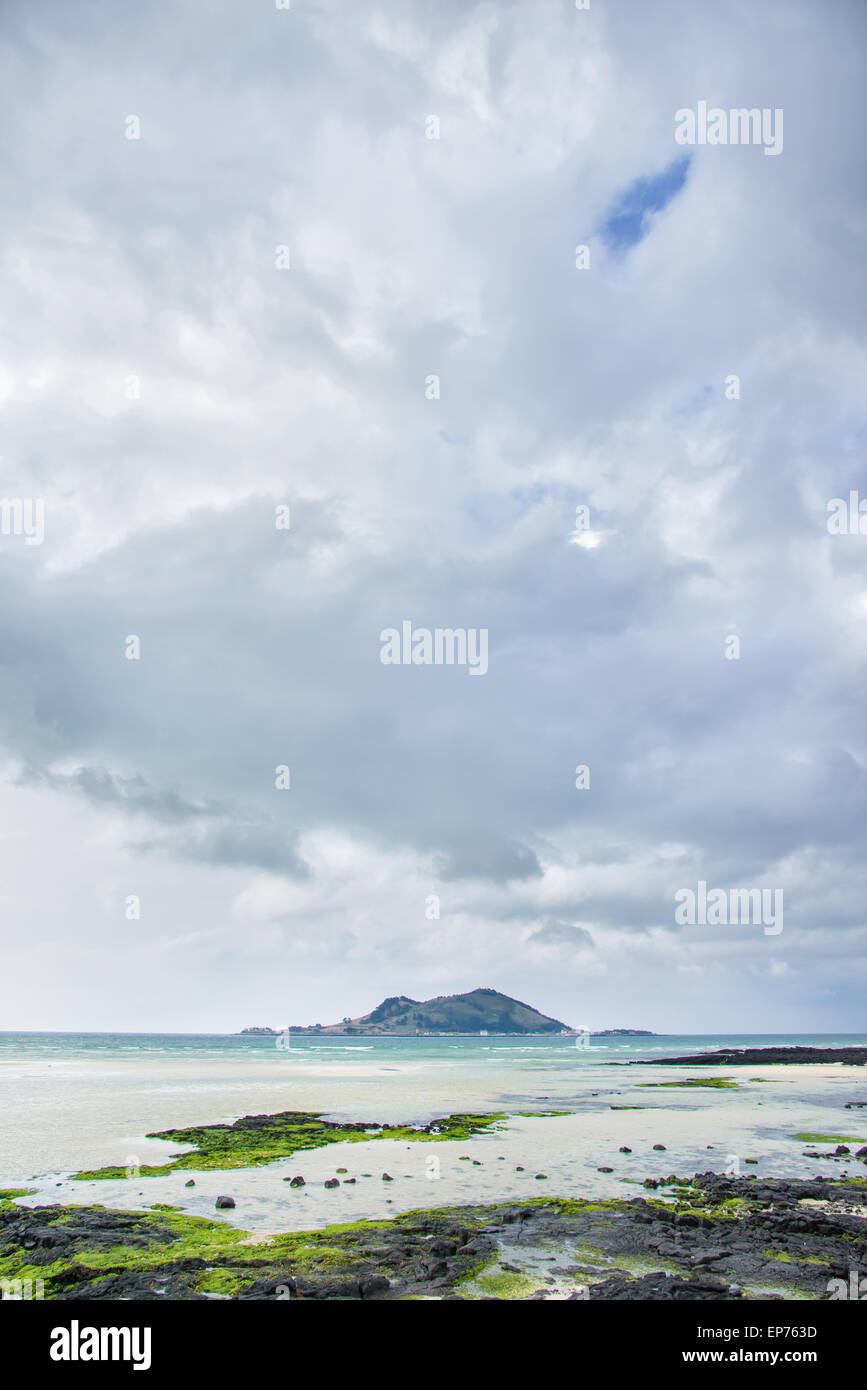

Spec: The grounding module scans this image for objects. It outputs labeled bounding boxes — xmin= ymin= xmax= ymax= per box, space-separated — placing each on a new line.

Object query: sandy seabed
xmin=6 ymin=1055 xmax=865 ymax=1233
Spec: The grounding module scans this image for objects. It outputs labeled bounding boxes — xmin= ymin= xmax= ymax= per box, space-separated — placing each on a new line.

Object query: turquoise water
xmin=2 ymin=1030 xmax=866 ymax=1228
xmin=1 ymin=1030 xmax=865 ymax=1063
xmin=3 ymin=1031 xmax=865 ymax=1053
xmin=1 ymin=1031 xmax=864 ymax=1186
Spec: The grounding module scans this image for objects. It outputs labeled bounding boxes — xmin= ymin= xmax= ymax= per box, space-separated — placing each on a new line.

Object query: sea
xmin=1 ymin=1030 xmax=865 ymax=1192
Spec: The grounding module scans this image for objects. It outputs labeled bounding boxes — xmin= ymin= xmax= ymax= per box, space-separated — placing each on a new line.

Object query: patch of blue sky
xmin=600 ymin=156 xmax=691 ymax=252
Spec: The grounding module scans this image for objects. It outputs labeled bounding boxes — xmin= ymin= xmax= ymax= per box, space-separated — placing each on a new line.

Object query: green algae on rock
xmin=638 ymin=1077 xmax=739 ymax=1090
xmin=3 ymin=1172 xmax=864 ymax=1301
xmin=72 ymin=1109 xmax=506 ymax=1180
xmin=793 ymin=1132 xmax=867 ymax=1145
xmin=515 ymin=1110 xmax=570 ymax=1118
xmin=0 ymin=1189 xmax=36 ymax=1205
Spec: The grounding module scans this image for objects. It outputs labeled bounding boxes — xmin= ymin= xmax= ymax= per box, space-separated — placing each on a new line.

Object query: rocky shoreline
xmin=635 ymin=1046 xmax=867 ymax=1067
xmin=3 ymin=1171 xmax=865 ymax=1301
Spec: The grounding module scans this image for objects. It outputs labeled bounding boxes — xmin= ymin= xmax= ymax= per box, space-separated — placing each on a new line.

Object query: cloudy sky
xmin=0 ymin=0 xmax=865 ymax=1033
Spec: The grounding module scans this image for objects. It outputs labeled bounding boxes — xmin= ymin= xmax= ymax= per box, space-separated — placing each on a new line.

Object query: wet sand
xmin=12 ymin=1061 xmax=867 ymax=1234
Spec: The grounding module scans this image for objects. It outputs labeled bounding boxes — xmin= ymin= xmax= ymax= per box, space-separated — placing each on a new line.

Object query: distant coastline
xmin=239 ymin=1025 xmax=657 ymax=1038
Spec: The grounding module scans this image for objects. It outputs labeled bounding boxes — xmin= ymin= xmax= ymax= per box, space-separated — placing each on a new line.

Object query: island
xmin=238 ymin=989 xmax=655 ymax=1037
xmin=594 ymin=1029 xmax=655 ymax=1037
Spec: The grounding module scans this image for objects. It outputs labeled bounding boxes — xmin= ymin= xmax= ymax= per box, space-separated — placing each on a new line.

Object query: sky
xmin=0 ymin=0 xmax=865 ymax=1033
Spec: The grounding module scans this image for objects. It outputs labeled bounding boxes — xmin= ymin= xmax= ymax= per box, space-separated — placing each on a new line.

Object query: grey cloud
xmin=16 ymin=765 xmax=218 ymax=824
xmin=527 ymin=920 xmax=595 ymax=952
xmin=0 ymin=0 xmax=864 ymax=1028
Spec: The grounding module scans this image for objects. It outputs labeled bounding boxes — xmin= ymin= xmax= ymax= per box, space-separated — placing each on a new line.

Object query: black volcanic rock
xmin=636 ymin=1046 xmax=867 ymax=1067
xmin=9 ymin=1171 xmax=866 ymax=1302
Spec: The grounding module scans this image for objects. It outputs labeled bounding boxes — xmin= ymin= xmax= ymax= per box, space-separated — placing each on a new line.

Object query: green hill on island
xmin=286 ymin=988 xmax=571 ymax=1035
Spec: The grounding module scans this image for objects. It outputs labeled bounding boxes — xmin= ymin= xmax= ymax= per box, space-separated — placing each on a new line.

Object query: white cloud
xmin=0 ymin=0 xmax=863 ymax=1030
